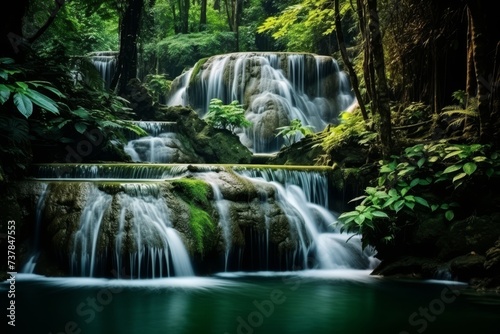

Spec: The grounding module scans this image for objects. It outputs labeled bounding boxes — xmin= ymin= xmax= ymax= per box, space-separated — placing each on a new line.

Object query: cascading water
xmin=23 ymin=163 xmax=377 ymax=276
xmin=203 ymin=178 xmax=232 ymax=271
xmin=70 ymin=183 xmax=194 ymax=278
xmin=167 ymin=52 xmax=355 ymax=153
xmin=20 ymin=182 xmax=49 ymax=274
xmin=88 ymin=51 xmax=117 ymax=90
xmin=237 ymin=170 xmax=378 ymax=270
xmin=124 ymin=121 xmax=181 ymax=163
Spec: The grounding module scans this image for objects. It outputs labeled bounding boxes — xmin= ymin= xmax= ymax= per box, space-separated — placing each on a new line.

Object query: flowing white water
xmin=114 ymin=184 xmax=194 ymax=278
xmin=198 ymin=174 xmax=233 ymax=271
xmin=167 ymin=52 xmax=355 ymax=153
xmin=124 ymin=121 xmax=181 ymax=163
xmin=70 ymin=184 xmax=194 ymax=278
xmin=238 ymin=172 xmax=377 ymax=270
xmin=89 ymin=52 xmax=117 ymax=90
xmin=21 ymin=183 xmax=49 ymax=274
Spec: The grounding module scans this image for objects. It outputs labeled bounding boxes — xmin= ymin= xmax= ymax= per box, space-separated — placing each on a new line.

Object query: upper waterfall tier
xmin=88 ymin=51 xmax=118 ymax=90
xmin=167 ymin=52 xmax=355 ymax=153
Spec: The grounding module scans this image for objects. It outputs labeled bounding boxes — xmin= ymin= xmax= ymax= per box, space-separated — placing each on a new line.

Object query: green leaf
xmin=428 ymin=156 xmax=439 ymax=163
xmin=410 ymin=178 xmax=420 ymax=188
xmin=13 ymin=92 xmax=33 ymax=118
xmin=414 ymin=196 xmax=430 ymax=208
xmin=388 ymin=189 xmax=398 ymax=197
xmin=338 ymin=211 xmax=359 ymax=219
xmin=431 ymin=204 xmax=439 ymax=212
xmin=382 ymin=197 xmax=398 ymax=208
xmin=393 ymin=199 xmax=405 ymax=213
xmin=462 ymin=162 xmax=477 ymax=175
xmin=374 ymin=191 xmax=389 ymax=199
xmin=23 ymin=89 xmax=59 ymax=114
xmin=445 ymin=210 xmax=454 ymax=221
xmin=15 ymin=81 xmax=29 ymax=91
xmin=418 ymin=178 xmax=432 ymax=186
xmin=473 ymin=156 xmax=487 ymax=162
xmin=74 ymin=122 xmax=88 ymax=134
xmin=417 ymin=157 xmax=426 ymax=168
xmin=372 ymin=211 xmax=389 ymax=218
xmin=452 ymin=172 xmax=467 ymax=183
xmin=443 ymin=150 xmax=463 ymax=160
xmin=0 ymin=84 xmax=10 ymax=103
xmin=354 ymin=215 xmax=366 ymax=225
xmin=443 ymin=164 xmax=463 ymax=174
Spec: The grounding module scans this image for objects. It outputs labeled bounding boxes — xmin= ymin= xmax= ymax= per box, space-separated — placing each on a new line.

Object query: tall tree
xmin=111 ymin=0 xmax=145 ymax=95
xmin=334 ymin=0 xmax=368 ymax=122
xmin=357 ymin=0 xmax=392 ymax=157
xmin=466 ymin=0 xmax=498 ymax=143
xmin=200 ymin=0 xmax=207 ymax=30
xmin=224 ymin=0 xmax=242 ymax=51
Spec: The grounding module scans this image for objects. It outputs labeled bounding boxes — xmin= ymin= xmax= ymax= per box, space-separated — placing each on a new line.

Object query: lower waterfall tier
xmin=16 ymin=165 xmax=378 ymax=278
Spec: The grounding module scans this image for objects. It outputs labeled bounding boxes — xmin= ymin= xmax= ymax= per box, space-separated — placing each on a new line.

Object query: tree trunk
xmin=200 ymin=0 xmax=207 ymax=30
xmin=171 ymin=2 xmax=179 ymax=34
xmin=366 ymin=0 xmax=392 ymax=158
xmin=465 ymin=8 xmax=476 ymax=99
xmin=356 ymin=0 xmax=375 ymax=106
xmin=213 ymin=0 xmax=221 ymax=11
xmin=111 ymin=0 xmax=144 ymax=96
xmin=467 ymin=0 xmax=492 ymax=143
xmin=334 ymin=0 xmax=368 ymax=122
xmin=224 ymin=0 xmax=241 ymax=51
xmin=181 ymin=0 xmax=190 ymax=33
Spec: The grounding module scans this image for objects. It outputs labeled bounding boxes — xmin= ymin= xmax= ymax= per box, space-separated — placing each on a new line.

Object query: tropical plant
xmin=144 ymin=74 xmax=171 ymax=103
xmin=440 ymin=90 xmax=479 ymax=138
xmin=205 ymin=98 xmax=251 ymax=134
xmin=337 ymin=140 xmax=500 ymax=248
xmin=0 ymin=57 xmax=65 ymax=177
xmin=275 ymin=118 xmax=314 ymax=146
xmin=0 ymin=57 xmax=63 ymax=118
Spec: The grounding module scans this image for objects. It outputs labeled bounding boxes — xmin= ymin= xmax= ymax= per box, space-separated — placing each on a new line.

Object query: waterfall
xmin=113 ymin=184 xmax=194 ymax=278
xmin=30 ymin=164 xmax=190 ymax=180
xmin=25 ymin=164 xmax=377 ymax=276
xmin=20 ymin=183 xmax=49 ymax=274
xmin=88 ymin=51 xmax=117 ymax=90
xmin=166 ymin=52 xmax=355 ymax=153
xmin=71 ymin=185 xmax=113 ymax=277
xmin=206 ymin=180 xmax=232 ymax=271
xmin=124 ymin=121 xmax=180 ymax=163
xmin=237 ymin=171 xmax=375 ymax=270
xmin=70 ymin=183 xmax=194 ymax=278
xmin=234 ymin=167 xmax=329 ymax=207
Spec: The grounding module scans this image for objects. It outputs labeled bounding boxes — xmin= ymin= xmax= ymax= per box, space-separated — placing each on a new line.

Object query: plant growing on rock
xmin=275 ymin=118 xmax=314 ymax=146
xmin=205 ymin=98 xmax=251 ymax=134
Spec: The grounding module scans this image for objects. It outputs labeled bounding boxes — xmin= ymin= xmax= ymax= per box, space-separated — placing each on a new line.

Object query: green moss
xmin=188 ymin=204 xmax=215 ymax=253
xmin=171 ymin=178 xmax=215 ymax=254
xmin=171 ymin=178 xmax=211 ymax=207
xmin=190 ymin=57 xmax=209 ymax=83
